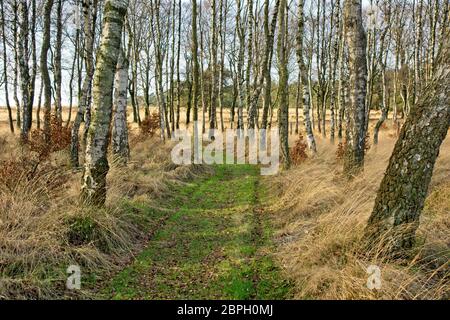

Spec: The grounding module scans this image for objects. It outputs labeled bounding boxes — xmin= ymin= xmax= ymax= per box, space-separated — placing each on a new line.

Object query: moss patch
xmin=98 ymin=165 xmax=292 ymax=300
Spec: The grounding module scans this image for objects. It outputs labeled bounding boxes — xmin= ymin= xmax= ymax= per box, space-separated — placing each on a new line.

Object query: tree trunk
xmin=36 ymin=76 xmax=43 ymax=129
xmin=67 ymin=28 xmax=80 ymax=127
xmin=17 ymin=0 xmax=31 ymax=141
xmin=245 ymin=0 xmax=254 ymax=118
xmin=251 ymin=0 xmax=279 ymax=130
xmin=218 ymin=0 xmax=226 ymax=132
xmin=176 ymin=0 xmax=182 ymax=130
xmin=278 ymin=0 xmax=289 ymax=168
xmin=364 ymin=0 xmax=376 ymax=134
xmin=329 ymin=0 xmax=340 ymax=143
xmin=413 ymin=0 xmax=424 ymax=105
xmin=28 ymin=0 xmax=37 ymax=132
xmin=12 ymin=0 xmax=21 ymax=130
xmin=169 ymin=0 xmax=176 ymax=133
xmin=343 ymin=0 xmax=368 ymax=176
xmin=185 ymin=55 xmax=193 ymax=125
xmin=1 ymin=0 xmax=14 ymax=133
xmin=199 ymin=1 xmax=207 ymax=134
xmin=365 ymin=38 xmax=450 ymax=255
xmin=209 ymin=0 xmax=218 ymax=135
xmin=54 ymin=0 xmax=63 ymax=124
xmin=297 ymin=0 xmax=316 ymax=152
xmin=229 ymin=56 xmax=237 ymax=128
xmin=125 ymin=19 xmax=138 ymax=124
xmin=151 ymin=0 xmax=170 ymax=140
xmin=191 ymin=0 xmax=200 ymax=123
xmin=112 ymin=49 xmax=130 ymax=162
xmin=71 ymin=0 xmax=98 ymax=168
xmin=81 ymin=0 xmax=128 ymax=206
xmin=236 ymin=0 xmax=245 ymax=131
xmin=41 ymin=0 xmax=53 ymax=144
xmin=373 ymin=2 xmax=392 ymax=145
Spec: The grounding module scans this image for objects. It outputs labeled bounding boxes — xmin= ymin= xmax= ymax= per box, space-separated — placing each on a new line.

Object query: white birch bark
xmin=81 ymin=0 xmax=129 ymax=205
xmin=343 ymin=0 xmax=368 ymax=176
xmin=112 ymin=49 xmax=130 ymax=162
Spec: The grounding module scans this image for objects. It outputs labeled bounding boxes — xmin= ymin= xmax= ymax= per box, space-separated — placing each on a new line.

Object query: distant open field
xmin=0 ymin=104 xmax=389 ymax=134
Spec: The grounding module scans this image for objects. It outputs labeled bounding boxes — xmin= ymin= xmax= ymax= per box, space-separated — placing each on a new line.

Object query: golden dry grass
xmin=0 ymin=129 xmax=209 ymax=299
xmin=267 ymin=127 xmax=450 ymax=300
xmin=0 ymin=109 xmax=448 ymax=300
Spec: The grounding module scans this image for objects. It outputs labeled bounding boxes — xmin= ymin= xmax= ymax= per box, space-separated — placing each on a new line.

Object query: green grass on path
xmin=100 ymin=164 xmax=292 ymax=300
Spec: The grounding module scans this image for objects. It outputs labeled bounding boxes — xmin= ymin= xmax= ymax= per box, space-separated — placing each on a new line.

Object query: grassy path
xmin=101 ymin=165 xmax=291 ymax=300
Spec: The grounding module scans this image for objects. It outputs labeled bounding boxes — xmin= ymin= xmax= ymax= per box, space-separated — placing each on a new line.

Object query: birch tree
xmin=209 ymin=0 xmax=218 ymax=135
xmin=373 ymin=1 xmax=392 ymax=145
xmin=328 ymin=0 xmax=340 ymax=142
xmin=413 ymin=0 xmax=424 ymax=104
xmin=81 ymin=0 xmax=129 ymax=205
xmin=218 ymin=0 xmax=227 ymax=131
xmin=71 ymin=0 xmax=99 ymax=168
xmin=176 ymin=0 xmax=182 ymax=130
xmin=250 ymin=0 xmax=279 ymax=131
xmin=191 ymin=0 xmax=200 ymax=123
xmin=112 ymin=48 xmax=130 ymax=162
xmin=296 ymin=0 xmax=317 ymax=152
xmin=1 ymin=0 xmax=14 ymax=133
xmin=235 ymin=0 xmax=245 ymax=131
xmin=245 ymin=0 xmax=254 ymax=119
xmin=54 ymin=0 xmax=63 ymax=124
xmin=278 ymin=0 xmax=289 ymax=168
xmin=17 ymin=0 xmax=31 ymax=140
xmin=343 ymin=0 xmax=367 ymax=176
xmin=365 ymin=34 xmax=450 ymax=255
xmin=41 ymin=0 xmax=54 ymax=144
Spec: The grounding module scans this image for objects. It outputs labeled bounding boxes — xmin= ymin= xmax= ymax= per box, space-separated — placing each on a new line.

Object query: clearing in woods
xmin=99 ymin=165 xmax=292 ymax=299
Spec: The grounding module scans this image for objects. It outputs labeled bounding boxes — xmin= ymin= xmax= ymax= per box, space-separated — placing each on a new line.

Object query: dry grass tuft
xmin=0 ymin=132 xmax=208 ymax=299
xmin=267 ymin=129 xmax=450 ymax=300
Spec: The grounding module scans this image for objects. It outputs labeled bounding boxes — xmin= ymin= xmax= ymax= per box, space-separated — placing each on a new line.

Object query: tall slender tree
xmin=191 ymin=0 xmax=200 ymax=123
xmin=296 ymin=0 xmax=316 ymax=152
xmin=112 ymin=48 xmax=130 ymax=162
xmin=176 ymin=0 xmax=182 ymax=130
xmin=218 ymin=0 xmax=227 ymax=132
xmin=71 ymin=0 xmax=99 ymax=168
xmin=250 ymin=0 xmax=279 ymax=131
xmin=278 ymin=0 xmax=289 ymax=168
xmin=343 ymin=0 xmax=368 ymax=176
xmin=81 ymin=0 xmax=129 ymax=206
xmin=12 ymin=0 xmax=21 ymax=129
xmin=41 ymin=0 xmax=54 ymax=143
xmin=17 ymin=0 xmax=31 ymax=140
xmin=54 ymin=0 xmax=63 ymax=124
xmin=209 ymin=0 xmax=218 ymax=136
xmin=365 ymin=33 xmax=450 ymax=255
xmin=1 ymin=0 xmax=14 ymax=133
xmin=236 ymin=0 xmax=246 ymax=131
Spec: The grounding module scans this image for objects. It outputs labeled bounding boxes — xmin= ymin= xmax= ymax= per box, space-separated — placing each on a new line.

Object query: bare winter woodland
xmin=0 ymin=0 xmax=449 ymax=300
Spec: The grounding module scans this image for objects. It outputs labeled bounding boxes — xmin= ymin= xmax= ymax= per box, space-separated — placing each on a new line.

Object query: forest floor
xmin=96 ymin=164 xmax=292 ymax=300
xmin=1 ymin=122 xmax=447 ymax=300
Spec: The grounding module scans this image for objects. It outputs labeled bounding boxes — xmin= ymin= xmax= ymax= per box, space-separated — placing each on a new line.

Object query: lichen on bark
xmin=80 ymin=0 xmax=129 ymax=206
xmin=343 ymin=0 xmax=368 ymax=176
xmin=365 ymin=35 xmax=450 ymax=256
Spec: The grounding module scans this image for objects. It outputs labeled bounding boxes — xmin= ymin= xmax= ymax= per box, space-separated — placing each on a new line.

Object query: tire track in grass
xmin=100 ymin=165 xmax=292 ymax=300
